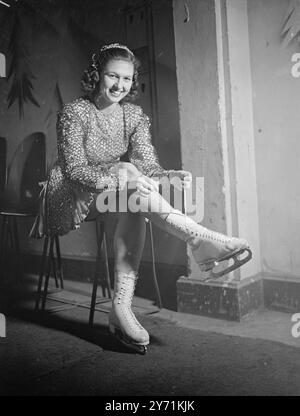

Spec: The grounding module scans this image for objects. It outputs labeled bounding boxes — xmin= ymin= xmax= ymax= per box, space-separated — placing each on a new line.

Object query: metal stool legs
xmin=148 ymin=220 xmax=163 ymax=309
xmin=89 ymin=219 xmax=112 ymax=327
xmin=36 ymin=222 xmax=111 ymax=323
xmin=35 ymin=219 xmax=162 ymax=324
xmin=35 ymin=235 xmax=64 ymax=310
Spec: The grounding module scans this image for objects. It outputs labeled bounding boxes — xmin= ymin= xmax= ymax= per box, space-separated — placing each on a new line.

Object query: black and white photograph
xmin=0 ymin=0 xmax=300 ymax=398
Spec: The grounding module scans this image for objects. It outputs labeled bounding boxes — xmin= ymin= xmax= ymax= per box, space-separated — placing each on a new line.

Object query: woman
xmin=43 ymin=43 xmax=251 ymax=354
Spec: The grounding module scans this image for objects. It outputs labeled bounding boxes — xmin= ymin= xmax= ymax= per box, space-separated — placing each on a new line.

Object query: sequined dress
xmin=41 ymin=97 xmax=171 ymax=236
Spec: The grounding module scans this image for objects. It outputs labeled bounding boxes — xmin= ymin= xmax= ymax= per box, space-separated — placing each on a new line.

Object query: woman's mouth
xmin=110 ymin=89 xmax=123 ymax=97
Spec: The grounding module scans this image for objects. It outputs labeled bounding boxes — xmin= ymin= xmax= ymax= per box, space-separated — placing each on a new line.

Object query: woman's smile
xmin=109 ymin=89 xmax=124 ymax=97
xmin=99 ymin=59 xmax=134 ymax=105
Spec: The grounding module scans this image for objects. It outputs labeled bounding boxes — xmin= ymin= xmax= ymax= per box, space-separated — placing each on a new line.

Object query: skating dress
xmin=37 ymin=97 xmax=171 ymax=237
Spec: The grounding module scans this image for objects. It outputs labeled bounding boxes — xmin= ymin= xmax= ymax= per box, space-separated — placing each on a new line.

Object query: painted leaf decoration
xmin=7 ymin=11 xmax=39 ymax=117
xmin=45 ymin=82 xmax=64 ymax=130
xmin=21 ymin=0 xmax=59 ymax=39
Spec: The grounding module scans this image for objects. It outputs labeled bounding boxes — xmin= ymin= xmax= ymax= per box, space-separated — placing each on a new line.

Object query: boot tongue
xmin=115 ymin=270 xmax=137 ymax=280
xmin=114 ymin=271 xmax=138 ymax=306
xmin=114 ymin=271 xmax=138 ymax=298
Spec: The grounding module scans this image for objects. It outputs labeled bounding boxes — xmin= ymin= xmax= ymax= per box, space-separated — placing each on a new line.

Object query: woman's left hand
xmin=169 ymin=170 xmax=192 ymax=189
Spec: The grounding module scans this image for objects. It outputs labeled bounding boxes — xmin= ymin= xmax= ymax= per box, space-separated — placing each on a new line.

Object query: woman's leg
xmin=113 ymin=211 xmax=146 ymax=274
xmin=107 ymin=162 xmax=250 ymax=274
xmin=122 ymin=187 xmax=250 ymax=275
xmin=96 ymin=185 xmax=250 ymax=274
xmin=102 ymin=166 xmax=251 ymax=353
xmin=109 ymin=208 xmax=149 ymax=353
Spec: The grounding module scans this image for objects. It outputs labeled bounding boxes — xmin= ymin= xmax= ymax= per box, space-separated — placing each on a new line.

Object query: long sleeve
xmin=128 ymin=109 xmax=171 ymax=178
xmin=57 ymin=106 xmax=119 ymax=191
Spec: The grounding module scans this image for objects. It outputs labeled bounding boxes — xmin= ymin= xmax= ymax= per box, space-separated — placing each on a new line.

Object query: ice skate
xmin=191 ymin=234 xmax=252 ymax=279
xmin=163 ymin=209 xmax=252 ymax=277
xmin=109 ymin=271 xmax=149 ymax=354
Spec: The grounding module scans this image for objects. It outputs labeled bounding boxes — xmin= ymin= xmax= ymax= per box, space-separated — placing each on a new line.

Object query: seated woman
xmin=38 ymin=43 xmax=251 ymax=354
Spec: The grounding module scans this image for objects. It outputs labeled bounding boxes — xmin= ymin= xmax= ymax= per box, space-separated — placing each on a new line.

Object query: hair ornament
xmin=91 ymin=53 xmax=98 ymax=70
xmin=100 ymin=43 xmax=134 ymax=56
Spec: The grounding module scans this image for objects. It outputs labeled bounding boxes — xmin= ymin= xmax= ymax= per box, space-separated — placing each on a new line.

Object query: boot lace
xmin=116 ymin=274 xmax=145 ymax=332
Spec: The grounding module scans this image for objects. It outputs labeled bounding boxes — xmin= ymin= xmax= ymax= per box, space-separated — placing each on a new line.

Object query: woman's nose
xmin=115 ymin=78 xmax=124 ymax=90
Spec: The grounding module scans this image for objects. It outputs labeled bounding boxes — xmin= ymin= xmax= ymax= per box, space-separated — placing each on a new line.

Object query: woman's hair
xmin=81 ymin=43 xmax=140 ymax=101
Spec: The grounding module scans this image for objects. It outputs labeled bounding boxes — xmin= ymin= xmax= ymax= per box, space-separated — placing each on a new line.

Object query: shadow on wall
xmin=3 ymin=132 xmax=46 ymax=213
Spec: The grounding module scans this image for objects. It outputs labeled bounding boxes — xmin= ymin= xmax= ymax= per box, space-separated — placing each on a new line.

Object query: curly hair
xmin=81 ymin=45 xmax=140 ymax=102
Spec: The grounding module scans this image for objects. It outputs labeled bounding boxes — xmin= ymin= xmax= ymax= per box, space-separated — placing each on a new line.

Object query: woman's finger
xmin=138 ymin=176 xmax=157 ymax=192
xmin=136 ymin=185 xmax=151 ymax=197
xmin=143 ymin=175 xmax=159 ymax=191
xmin=182 ymin=181 xmax=191 ymax=189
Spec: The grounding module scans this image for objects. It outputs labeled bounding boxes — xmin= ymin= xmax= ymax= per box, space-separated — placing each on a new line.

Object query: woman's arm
xmin=127 ymin=107 xmax=192 ymax=189
xmin=57 ymin=105 xmax=119 ymax=191
xmin=127 ymin=109 xmax=173 ymax=180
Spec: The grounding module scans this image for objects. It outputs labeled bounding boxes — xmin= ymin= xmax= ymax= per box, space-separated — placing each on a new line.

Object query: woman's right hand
xmin=114 ymin=162 xmax=159 ymax=196
xmin=116 ymin=162 xmax=141 ymax=184
xmin=133 ymin=174 xmax=159 ymax=197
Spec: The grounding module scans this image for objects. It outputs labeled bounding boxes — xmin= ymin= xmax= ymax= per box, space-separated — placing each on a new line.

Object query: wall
xmin=149 ymin=0 xmax=185 ymax=265
xmin=215 ymin=0 xmax=261 ymax=279
xmin=173 ymin=0 xmax=226 ymax=278
xmin=152 ymin=0 xmax=182 ymax=170
xmin=248 ymin=0 xmax=300 ymax=277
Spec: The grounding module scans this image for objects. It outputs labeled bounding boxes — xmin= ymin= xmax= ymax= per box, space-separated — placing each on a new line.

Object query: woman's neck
xmin=93 ymin=94 xmax=118 ymax=114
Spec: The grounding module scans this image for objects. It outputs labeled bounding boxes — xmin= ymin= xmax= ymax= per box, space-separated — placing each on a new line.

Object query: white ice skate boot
xmin=109 ymin=270 xmax=149 ymax=354
xmin=164 ymin=210 xmax=252 ymax=278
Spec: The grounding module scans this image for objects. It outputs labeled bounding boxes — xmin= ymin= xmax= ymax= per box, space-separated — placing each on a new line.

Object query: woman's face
xmin=99 ymin=59 xmax=134 ymax=104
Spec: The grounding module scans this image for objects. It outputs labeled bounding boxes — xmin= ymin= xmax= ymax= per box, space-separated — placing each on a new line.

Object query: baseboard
xmin=263 ymin=277 xmax=300 ymax=313
xmin=19 ymin=253 xmax=300 ymax=317
xmin=176 ymin=274 xmax=264 ymax=322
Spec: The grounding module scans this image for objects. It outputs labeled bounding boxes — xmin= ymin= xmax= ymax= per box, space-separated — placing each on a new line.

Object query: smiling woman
xmin=35 ymin=43 xmax=251 ymax=355
xmin=81 ymin=43 xmax=140 ymax=106
xmin=101 ymin=60 xmax=134 ymax=103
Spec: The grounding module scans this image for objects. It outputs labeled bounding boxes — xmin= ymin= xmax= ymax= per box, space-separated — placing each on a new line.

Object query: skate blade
xmin=109 ymin=324 xmax=148 ymax=355
xmin=201 ymin=248 xmax=252 ymax=280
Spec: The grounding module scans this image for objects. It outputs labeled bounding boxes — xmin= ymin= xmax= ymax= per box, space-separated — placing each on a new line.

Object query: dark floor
xmin=0 ymin=275 xmax=300 ymax=396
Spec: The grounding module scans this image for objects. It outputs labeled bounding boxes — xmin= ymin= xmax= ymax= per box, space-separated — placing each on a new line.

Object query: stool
xmin=89 ymin=218 xmax=111 ymax=326
xmin=0 ymin=133 xmax=46 ymax=284
xmin=35 ymin=217 xmax=163 ymax=326
xmin=34 ymin=234 xmax=64 ymax=311
xmin=35 ymin=218 xmax=111 ymax=327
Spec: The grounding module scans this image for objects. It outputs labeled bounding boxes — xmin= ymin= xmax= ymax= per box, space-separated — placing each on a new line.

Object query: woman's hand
xmin=169 ymin=170 xmax=192 ymax=190
xmin=111 ymin=162 xmax=159 ymax=195
xmin=107 ymin=162 xmax=140 ymax=189
xmin=132 ymin=174 xmax=159 ymax=197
